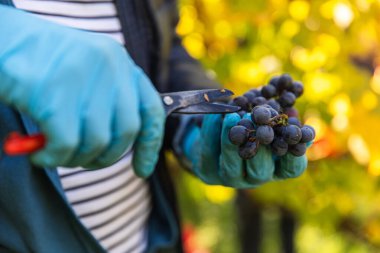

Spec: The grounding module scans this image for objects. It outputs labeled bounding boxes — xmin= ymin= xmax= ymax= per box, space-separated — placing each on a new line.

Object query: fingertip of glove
xmin=275 ymin=153 xmax=307 ymax=179
xmin=222 ymin=113 xmax=241 ymax=132
xmin=306 ymin=141 xmax=313 ymax=148
xmin=242 ymin=113 xmax=251 ymax=120
xmin=132 ymin=155 xmax=157 ymax=178
xmin=30 ymin=152 xmax=57 ymax=168
xmin=224 ymin=113 xmax=241 ymax=123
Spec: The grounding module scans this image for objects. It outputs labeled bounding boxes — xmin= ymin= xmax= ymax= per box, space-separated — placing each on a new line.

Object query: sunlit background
xmin=171 ymin=0 xmax=380 ymax=252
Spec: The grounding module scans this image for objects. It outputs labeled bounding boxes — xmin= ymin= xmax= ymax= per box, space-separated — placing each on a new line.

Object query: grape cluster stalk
xmin=228 ymin=74 xmax=316 ymax=159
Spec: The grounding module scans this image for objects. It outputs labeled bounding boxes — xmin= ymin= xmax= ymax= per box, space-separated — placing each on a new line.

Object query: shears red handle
xmin=3 ymin=88 xmax=239 ymax=155
xmin=4 ymin=132 xmax=46 ymax=155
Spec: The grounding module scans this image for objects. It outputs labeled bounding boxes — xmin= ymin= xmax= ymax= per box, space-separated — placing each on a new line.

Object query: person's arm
xmin=168 ymin=36 xmax=220 ymax=92
xmin=163 ymin=1 xmax=221 ymax=152
xmin=164 ymin=3 xmax=308 ymax=188
xmin=0 ymin=5 xmax=165 ymax=177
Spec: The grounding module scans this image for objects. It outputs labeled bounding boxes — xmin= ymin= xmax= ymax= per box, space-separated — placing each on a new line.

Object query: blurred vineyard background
xmin=171 ymin=0 xmax=380 ymax=252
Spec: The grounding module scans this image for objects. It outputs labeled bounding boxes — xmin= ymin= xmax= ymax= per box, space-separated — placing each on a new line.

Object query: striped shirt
xmin=12 ymin=1 xmax=151 ymax=252
xmin=14 ymin=0 xmax=125 ymax=44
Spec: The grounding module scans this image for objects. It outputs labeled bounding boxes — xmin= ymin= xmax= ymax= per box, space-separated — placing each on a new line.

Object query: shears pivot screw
xmin=163 ymin=96 xmax=174 ymax=105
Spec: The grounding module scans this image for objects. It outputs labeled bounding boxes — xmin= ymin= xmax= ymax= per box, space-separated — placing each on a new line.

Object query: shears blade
xmin=161 ymin=88 xmax=238 ymax=115
xmin=173 ymin=102 xmax=240 ymax=114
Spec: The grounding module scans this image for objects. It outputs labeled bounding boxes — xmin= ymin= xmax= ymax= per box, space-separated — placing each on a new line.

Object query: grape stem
xmin=269 ymin=114 xmax=288 ymax=127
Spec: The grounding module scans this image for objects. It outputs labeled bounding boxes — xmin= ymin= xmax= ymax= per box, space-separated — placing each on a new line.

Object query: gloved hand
xmin=183 ymin=113 xmax=307 ymax=188
xmin=0 ymin=6 xmax=165 ymax=177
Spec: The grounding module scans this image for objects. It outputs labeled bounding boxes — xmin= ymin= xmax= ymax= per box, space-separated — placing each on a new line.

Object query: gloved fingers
xmin=60 ymin=62 xmax=118 ymax=167
xmin=63 ymin=80 xmax=116 ymax=168
xmin=132 ymin=69 xmax=165 ymax=178
xmin=195 ymin=114 xmax=224 ymax=185
xmin=219 ymin=113 xmax=246 ymax=186
xmin=274 ymin=153 xmax=307 ymax=179
xmin=245 ymin=144 xmax=275 ymax=185
xmin=64 ymin=114 xmax=112 ymax=168
xmin=31 ymin=110 xmax=80 ymax=167
xmin=86 ymin=80 xmax=141 ymax=169
xmin=242 ymin=113 xmax=251 ymax=120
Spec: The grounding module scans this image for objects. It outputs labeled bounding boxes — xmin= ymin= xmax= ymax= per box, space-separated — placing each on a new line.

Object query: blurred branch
xmin=350 ymin=53 xmax=377 ymax=74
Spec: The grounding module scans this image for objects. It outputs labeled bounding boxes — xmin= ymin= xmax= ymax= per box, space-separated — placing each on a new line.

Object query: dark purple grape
xmin=267 ymin=99 xmax=281 ymax=112
xmin=273 ymin=125 xmax=284 ymax=135
xmin=248 ymin=89 xmax=262 ymax=97
xmin=282 ymin=125 xmax=302 ymax=145
xmin=269 ymin=108 xmax=279 ymax=117
xmin=239 ymin=141 xmax=259 ymax=159
xmin=290 ymin=81 xmax=304 ymax=97
xmin=233 ymin=96 xmax=250 ymax=111
xmin=251 ymin=96 xmax=267 ymax=107
xmin=238 ymin=119 xmax=255 ymax=130
xmin=243 ymin=92 xmax=257 ymax=104
xmin=228 ymin=74 xmax=313 ymax=157
xmin=261 ymin=104 xmax=272 ymax=108
xmin=300 ymin=125 xmax=315 ymax=143
xmin=269 ymin=76 xmax=280 ymax=88
xmin=277 ymin=74 xmax=293 ymax=93
xmin=288 ymin=117 xmax=302 ymax=127
xmin=271 ymin=137 xmax=288 ymax=156
xmin=261 ymin=85 xmax=277 ymax=99
xmin=289 ymin=143 xmax=307 ymax=156
xmin=278 ymin=91 xmax=296 ymax=108
xmin=228 ymin=125 xmax=248 ymax=145
xmin=308 ymin=124 xmax=316 ymax=136
xmin=252 ymin=106 xmax=271 ymax=125
xmin=256 ymin=125 xmax=274 ymax=145
xmin=284 ymin=107 xmax=299 ymax=118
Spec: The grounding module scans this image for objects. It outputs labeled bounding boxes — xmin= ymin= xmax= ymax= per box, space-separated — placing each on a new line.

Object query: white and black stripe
xmin=14 ymin=0 xmax=125 ymax=44
xmin=13 ymin=1 xmax=151 ymax=252
xmin=57 ymin=153 xmax=151 ymax=253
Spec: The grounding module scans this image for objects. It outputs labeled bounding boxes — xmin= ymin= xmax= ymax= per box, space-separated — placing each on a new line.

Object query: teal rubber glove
xmin=183 ymin=113 xmax=307 ymax=188
xmin=0 ymin=6 xmax=165 ymax=177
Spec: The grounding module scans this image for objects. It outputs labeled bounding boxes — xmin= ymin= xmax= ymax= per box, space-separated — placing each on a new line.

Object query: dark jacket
xmin=0 ymin=0 xmax=219 ymax=252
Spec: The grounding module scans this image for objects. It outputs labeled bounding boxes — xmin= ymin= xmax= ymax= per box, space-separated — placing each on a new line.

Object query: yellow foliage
xmin=319 ymin=1 xmax=336 ymax=19
xmin=183 ymin=33 xmax=206 ymax=59
xmin=365 ymin=221 xmax=380 ymax=245
xmin=331 ymin=114 xmax=349 ymax=132
xmin=368 ymin=156 xmax=380 ymax=176
xmin=370 ymin=67 xmax=380 ymax=95
xmin=333 ymin=2 xmax=354 ymax=29
xmin=303 ymin=72 xmax=341 ymax=102
xmin=232 ymin=61 xmax=266 ymax=86
xmin=350 ymin=110 xmax=380 ymax=174
xmin=361 ymin=91 xmax=378 ymax=110
xmin=204 ymin=185 xmax=235 ymax=204
xmin=280 ymin=19 xmax=300 ymax=38
xmin=177 ymin=5 xmax=197 ymax=36
xmin=291 ymin=47 xmax=328 ymax=71
xmin=348 ymin=134 xmax=370 ymax=165
xmin=317 ymin=34 xmax=341 ymax=56
xmin=289 ymin=0 xmax=310 ymax=21
xmin=213 ymin=20 xmax=232 ymax=39
xmin=176 ymin=0 xmax=380 ymax=251
xmin=328 ymin=93 xmax=352 ymax=116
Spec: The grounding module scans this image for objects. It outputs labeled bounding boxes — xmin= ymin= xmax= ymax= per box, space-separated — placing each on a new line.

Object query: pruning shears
xmin=4 ymin=88 xmax=239 ymax=155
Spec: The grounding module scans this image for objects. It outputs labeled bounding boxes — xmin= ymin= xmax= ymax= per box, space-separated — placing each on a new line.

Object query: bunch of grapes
xmin=228 ymin=74 xmax=315 ymax=159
